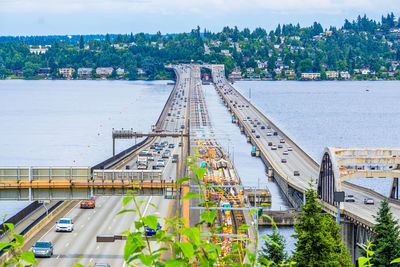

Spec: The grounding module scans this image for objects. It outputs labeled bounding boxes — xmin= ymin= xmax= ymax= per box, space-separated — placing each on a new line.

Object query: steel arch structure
xmin=318 ymin=147 xmax=400 ymax=206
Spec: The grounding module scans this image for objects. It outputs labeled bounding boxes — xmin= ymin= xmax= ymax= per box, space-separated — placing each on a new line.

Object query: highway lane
xmin=210 ymin=66 xmax=400 ymax=225
xmin=26 ymin=66 xmax=190 ymax=267
xmin=122 ymin=66 xmax=191 ymax=180
xmin=28 ymin=195 xmax=171 ymax=267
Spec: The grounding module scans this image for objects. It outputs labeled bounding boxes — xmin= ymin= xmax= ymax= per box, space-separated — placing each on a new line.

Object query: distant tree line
xmin=0 ymin=13 xmax=400 ymax=80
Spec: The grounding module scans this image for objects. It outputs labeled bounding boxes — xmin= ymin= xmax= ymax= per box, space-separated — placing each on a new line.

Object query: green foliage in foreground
xmin=0 ymin=219 xmax=37 ymax=267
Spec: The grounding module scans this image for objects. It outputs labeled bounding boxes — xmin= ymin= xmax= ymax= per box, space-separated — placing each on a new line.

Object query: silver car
xmin=32 ymin=241 xmax=53 ymax=258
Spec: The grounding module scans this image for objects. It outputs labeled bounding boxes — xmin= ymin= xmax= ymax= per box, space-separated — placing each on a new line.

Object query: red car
xmin=80 ymin=197 xmax=95 ymax=209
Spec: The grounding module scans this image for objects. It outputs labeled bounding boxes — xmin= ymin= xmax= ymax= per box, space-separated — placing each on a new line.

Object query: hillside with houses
xmin=1 ymin=13 xmax=400 ymax=80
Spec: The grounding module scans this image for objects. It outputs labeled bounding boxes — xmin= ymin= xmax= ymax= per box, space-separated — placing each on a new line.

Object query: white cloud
xmin=1 ymin=0 xmax=399 ymax=15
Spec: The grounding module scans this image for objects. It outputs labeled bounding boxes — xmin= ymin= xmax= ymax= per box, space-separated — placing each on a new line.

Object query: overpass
xmin=206 ymin=64 xmax=400 ymax=263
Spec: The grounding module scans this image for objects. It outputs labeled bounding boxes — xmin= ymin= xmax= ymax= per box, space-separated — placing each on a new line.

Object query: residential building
xmin=96 ymin=67 xmax=113 ymax=76
xmin=204 ymin=44 xmax=211 ymax=55
xmin=11 ymin=70 xmax=23 ymax=77
xmin=361 ymin=68 xmax=371 ymax=75
xmin=246 ymin=67 xmax=254 ymax=73
xmin=116 ymin=68 xmax=125 ymax=75
xmin=29 ymin=45 xmax=49 ymax=54
xmin=137 ymin=68 xmax=146 ymax=75
xmin=340 ymin=71 xmax=351 ymax=79
xmin=326 ymin=71 xmax=339 ymax=79
xmin=264 ymin=72 xmax=273 ymax=80
xmin=228 ymin=70 xmax=242 ymax=80
xmin=301 ymin=72 xmax=321 ymax=80
xmin=221 ymin=50 xmax=231 ymax=56
xmin=285 ymin=69 xmax=295 ymax=76
xmin=59 ymin=68 xmax=75 ymax=78
xmin=274 ymin=68 xmax=282 ymax=75
xmin=38 ymin=68 xmax=51 ymax=75
xmin=77 ymin=68 xmax=93 ymax=78
xmin=247 ymin=73 xmax=261 ymax=79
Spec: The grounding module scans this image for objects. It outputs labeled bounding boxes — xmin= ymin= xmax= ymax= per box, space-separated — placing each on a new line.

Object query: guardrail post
xmin=29 ymin=167 xmax=32 ymax=201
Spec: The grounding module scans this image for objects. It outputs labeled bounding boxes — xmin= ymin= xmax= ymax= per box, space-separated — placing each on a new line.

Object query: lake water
xmin=1 ymin=80 xmax=399 ymax=254
xmin=0 ymin=80 xmax=172 ymax=220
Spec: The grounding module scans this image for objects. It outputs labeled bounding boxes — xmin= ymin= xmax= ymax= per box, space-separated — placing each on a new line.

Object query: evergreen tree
xmin=79 ymin=35 xmax=84 ymax=49
xmin=371 ymin=199 xmax=400 ymax=266
xmin=292 ymin=185 xmax=352 ymax=267
xmin=259 ymin=230 xmax=289 ymax=266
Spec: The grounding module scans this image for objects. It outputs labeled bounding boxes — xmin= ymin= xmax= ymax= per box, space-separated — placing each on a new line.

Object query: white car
xmin=56 ymin=218 xmax=74 ymax=232
xmin=287 ymin=146 xmax=293 ymax=151
xmin=157 ymin=159 xmax=165 ymax=167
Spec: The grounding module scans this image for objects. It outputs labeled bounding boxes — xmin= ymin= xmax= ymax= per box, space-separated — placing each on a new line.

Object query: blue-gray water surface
xmin=0 ymin=80 xmax=172 ymax=219
xmin=1 ymin=80 xmax=399 ymax=255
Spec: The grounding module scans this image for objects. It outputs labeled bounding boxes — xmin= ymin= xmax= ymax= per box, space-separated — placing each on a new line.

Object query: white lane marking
xmin=108 ymin=226 xmax=112 ymax=230
xmin=81 ymin=224 xmax=85 ymax=228
xmin=87 ymin=216 xmax=91 ymax=220
xmin=57 ymin=255 xmax=60 ymax=259
xmin=96 ymin=245 xmax=100 ymax=249
xmin=65 ymin=242 xmax=70 ymax=247
xmin=37 ymin=201 xmax=80 ymax=241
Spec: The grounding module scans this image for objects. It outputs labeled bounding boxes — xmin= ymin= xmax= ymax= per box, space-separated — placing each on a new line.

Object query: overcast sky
xmin=1 ymin=0 xmax=400 ymax=36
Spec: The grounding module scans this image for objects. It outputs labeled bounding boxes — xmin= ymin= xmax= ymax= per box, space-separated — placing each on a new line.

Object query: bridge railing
xmin=92 ymin=170 xmax=163 ymax=182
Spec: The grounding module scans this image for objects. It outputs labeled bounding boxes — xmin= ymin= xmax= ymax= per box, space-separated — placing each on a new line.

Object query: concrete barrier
xmin=0 ymin=201 xmax=72 ymax=265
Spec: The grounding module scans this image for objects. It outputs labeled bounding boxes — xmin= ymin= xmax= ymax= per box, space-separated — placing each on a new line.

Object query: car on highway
xmin=268 ymin=142 xmax=273 ymax=146
xmin=278 ymin=144 xmax=283 ymax=149
xmin=145 ymin=222 xmax=162 ymax=236
xmin=287 ymin=147 xmax=293 ymax=151
xmin=251 ymin=129 xmax=255 ymax=133
xmin=157 ymin=159 xmax=165 ymax=167
xmin=283 ymin=151 xmax=289 ymax=155
xmin=253 ymin=124 xmax=257 ymax=128
xmin=256 ymin=135 xmax=260 ymax=138
xmin=32 ymin=241 xmax=53 ymax=258
xmin=267 ymin=125 xmax=271 ymax=129
xmin=150 ymin=144 xmax=156 ymax=149
xmin=261 ymin=126 xmax=265 ymax=130
xmin=273 ymin=132 xmax=278 ymax=136
xmin=169 ymin=143 xmax=175 ymax=148
xmin=267 ymin=132 xmax=272 ymax=136
xmin=148 ymin=154 xmax=155 ymax=161
xmin=56 ymin=218 xmax=74 ymax=232
xmin=294 ymin=170 xmax=300 ymax=176
xmin=178 ymin=142 xmax=182 ymax=147
xmin=80 ymin=196 xmax=95 ymax=209
xmin=280 ymin=139 xmax=285 ymax=143
xmin=257 ymin=122 xmax=261 ymax=125
xmin=364 ymin=197 xmax=374 ymax=205
xmin=345 ymin=195 xmax=356 ymax=202
xmin=271 ymin=145 xmax=277 ymax=150
xmin=172 ymin=156 xmax=177 ymax=163
xmin=94 ymin=264 xmax=110 ymax=267
xmin=281 ymin=158 xmax=287 ymax=163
